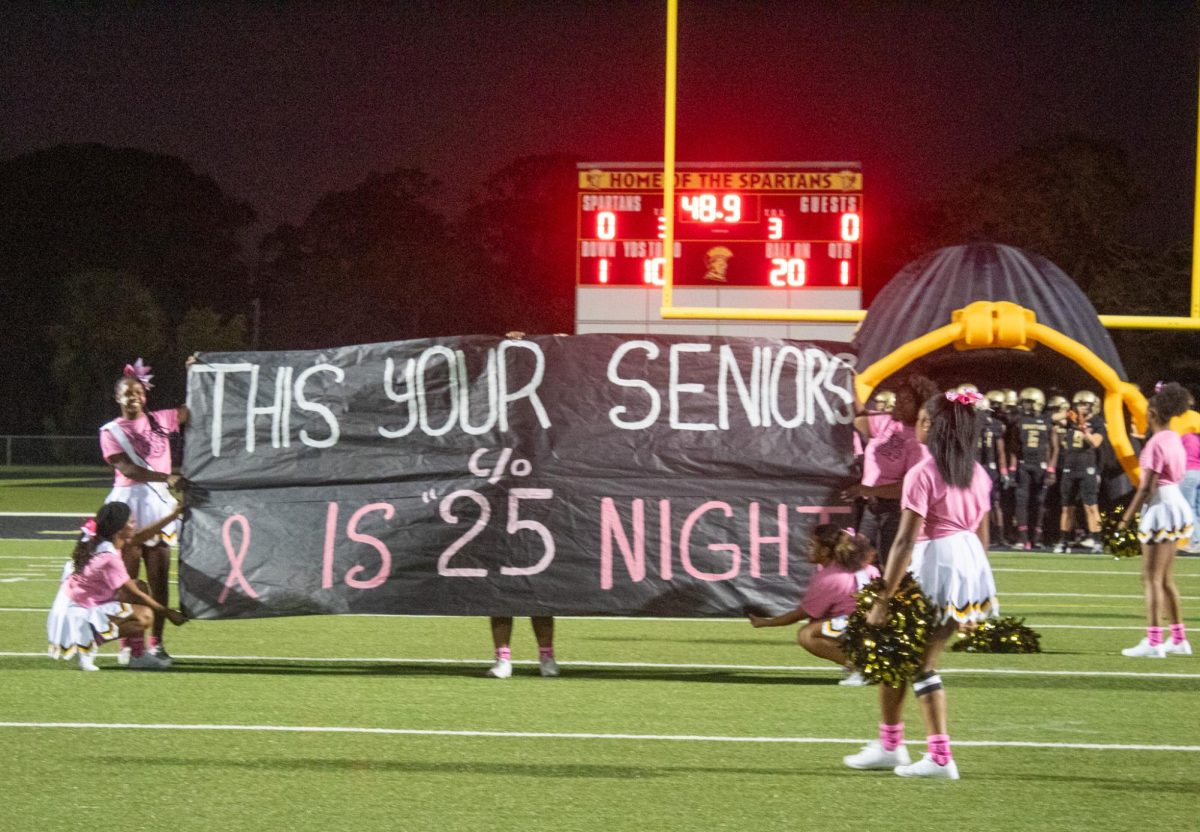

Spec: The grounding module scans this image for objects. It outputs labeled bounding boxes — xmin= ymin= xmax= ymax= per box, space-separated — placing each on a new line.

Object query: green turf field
xmin=0 ymin=469 xmax=1196 ymax=831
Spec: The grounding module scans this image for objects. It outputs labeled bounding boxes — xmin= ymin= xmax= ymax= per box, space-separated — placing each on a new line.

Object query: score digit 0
xmin=840 ymin=212 xmax=860 ymax=242
xmin=597 ymin=211 xmax=616 ymax=240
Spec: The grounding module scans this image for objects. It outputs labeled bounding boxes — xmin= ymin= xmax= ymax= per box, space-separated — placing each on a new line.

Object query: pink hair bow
xmin=1154 ymin=381 xmax=1165 ymax=393
xmin=79 ymin=518 xmax=97 ymax=542
xmin=123 ymin=358 xmax=154 ymax=390
xmin=946 ymin=389 xmax=984 ymax=406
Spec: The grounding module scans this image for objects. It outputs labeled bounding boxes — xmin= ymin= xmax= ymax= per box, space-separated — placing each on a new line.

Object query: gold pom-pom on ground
xmin=842 ymin=574 xmax=938 ymax=688
xmin=951 ymin=616 xmax=1042 ymax=653
xmin=1101 ymin=505 xmax=1141 ymax=558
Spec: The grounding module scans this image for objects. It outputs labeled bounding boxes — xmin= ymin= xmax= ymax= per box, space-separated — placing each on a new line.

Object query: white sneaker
xmin=1052 ymin=542 xmax=1069 ymax=553
xmin=1163 ymin=639 xmax=1193 ymax=656
xmin=126 ymin=651 xmax=170 ymax=670
xmin=843 ymin=741 xmax=911 ymax=770
xmin=1079 ymin=537 xmax=1097 ymax=549
xmin=78 ymin=652 xmax=100 ymax=672
xmin=116 ymin=646 xmax=132 ymax=666
xmin=838 ymin=671 xmax=868 ymax=687
xmin=148 ymin=646 xmax=173 ymax=668
xmin=486 ymin=658 xmax=513 ymax=679
xmin=895 ymin=753 xmax=960 ymax=780
xmin=539 ymin=658 xmax=561 ymax=678
xmin=1121 ymin=638 xmax=1166 ymax=658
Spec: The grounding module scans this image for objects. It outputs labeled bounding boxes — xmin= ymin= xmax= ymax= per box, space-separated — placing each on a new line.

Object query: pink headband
xmin=946 ymin=389 xmax=984 ymax=406
xmin=79 ymin=517 xmax=97 ymax=542
xmin=123 ymin=358 xmax=154 ymax=390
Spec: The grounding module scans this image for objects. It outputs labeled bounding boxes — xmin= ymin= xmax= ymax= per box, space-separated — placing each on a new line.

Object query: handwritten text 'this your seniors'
xmin=193 ymin=340 xmax=855 ymax=456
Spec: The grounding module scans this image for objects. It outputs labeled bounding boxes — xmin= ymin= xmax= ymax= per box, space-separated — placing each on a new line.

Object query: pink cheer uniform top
xmin=862 ymin=413 xmax=928 ymax=487
xmin=100 ymin=409 xmax=180 ymax=487
xmin=1140 ymin=430 xmax=1186 ymax=486
xmin=65 ymin=543 xmax=131 ymax=608
xmin=801 ymin=561 xmax=881 ymax=620
xmin=901 ymin=457 xmax=992 ymax=542
xmin=1180 ymin=432 xmax=1200 ymax=473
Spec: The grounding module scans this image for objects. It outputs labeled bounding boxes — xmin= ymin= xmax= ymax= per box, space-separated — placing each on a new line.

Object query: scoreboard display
xmin=576 ymin=163 xmax=862 ymax=289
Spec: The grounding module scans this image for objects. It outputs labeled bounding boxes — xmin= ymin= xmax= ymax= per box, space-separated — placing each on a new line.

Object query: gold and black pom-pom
xmin=1101 ymin=505 xmax=1141 ymax=558
xmin=842 ymin=574 xmax=938 ymax=688
xmin=951 ymin=616 xmax=1042 ymax=653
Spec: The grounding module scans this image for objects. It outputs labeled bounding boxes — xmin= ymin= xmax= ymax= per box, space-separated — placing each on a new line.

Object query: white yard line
xmin=3 ymin=651 xmax=1197 ymax=679
xmin=0 ymin=608 xmax=1165 ymax=629
xmin=0 ymin=721 xmax=1193 ymax=752
xmin=992 ymin=568 xmax=1198 ymax=577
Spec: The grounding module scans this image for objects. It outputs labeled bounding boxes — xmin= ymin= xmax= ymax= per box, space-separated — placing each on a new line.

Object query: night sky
xmin=3 ymin=1 xmax=1197 ymax=253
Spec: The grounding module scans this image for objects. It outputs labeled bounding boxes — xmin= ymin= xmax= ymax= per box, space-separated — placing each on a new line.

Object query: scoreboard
xmin=576 ymin=163 xmax=862 ymax=289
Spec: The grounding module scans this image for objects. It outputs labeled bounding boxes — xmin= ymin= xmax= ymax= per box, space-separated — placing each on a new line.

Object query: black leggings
xmin=860 ymin=498 xmax=901 ymax=568
xmin=1014 ymin=463 xmax=1048 ymax=538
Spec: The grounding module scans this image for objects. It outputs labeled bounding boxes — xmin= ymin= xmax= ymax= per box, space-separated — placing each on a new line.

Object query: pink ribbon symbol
xmin=218 ymin=514 xmax=259 ymax=603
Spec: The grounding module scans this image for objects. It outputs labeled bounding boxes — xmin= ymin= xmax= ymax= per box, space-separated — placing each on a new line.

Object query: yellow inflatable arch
xmin=855 ymin=301 xmax=1199 ymax=487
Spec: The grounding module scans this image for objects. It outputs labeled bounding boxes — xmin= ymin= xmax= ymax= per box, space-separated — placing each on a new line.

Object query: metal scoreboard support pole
xmin=657 ymin=0 xmax=1200 ymax=332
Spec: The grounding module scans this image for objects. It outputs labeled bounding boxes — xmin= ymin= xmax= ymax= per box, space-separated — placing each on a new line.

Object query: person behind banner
xmin=845 ymin=375 xmax=939 ymax=568
xmin=486 ymin=616 xmax=559 ymax=678
xmin=47 ymin=502 xmax=187 ymax=671
xmin=1118 ymin=383 xmax=1194 ymax=658
xmin=843 ymin=390 xmax=997 ymax=780
xmin=100 ymin=358 xmax=190 ymax=665
xmin=749 ymin=524 xmax=880 ymax=686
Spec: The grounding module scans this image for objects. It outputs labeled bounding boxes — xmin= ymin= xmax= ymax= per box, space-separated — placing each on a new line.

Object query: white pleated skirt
xmin=820 ymin=615 xmax=850 ymax=639
xmin=47 ymin=575 xmax=133 ymax=660
xmin=106 ymin=483 xmax=178 ymax=545
xmin=1138 ymin=483 xmax=1195 ymax=543
xmin=909 ymin=530 xmax=999 ymax=625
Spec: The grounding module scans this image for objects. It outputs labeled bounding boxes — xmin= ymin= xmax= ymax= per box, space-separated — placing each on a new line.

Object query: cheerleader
xmin=47 ymin=502 xmax=187 ymax=670
xmin=846 ymin=375 xmax=939 ymax=568
xmin=100 ymin=358 xmax=189 ymax=663
xmin=843 ymin=390 xmax=997 ymax=780
xmin=749 ymin=524 xmax=880 ymax=686
xmin=1119 ymin=382 xmax=1193 ymax=658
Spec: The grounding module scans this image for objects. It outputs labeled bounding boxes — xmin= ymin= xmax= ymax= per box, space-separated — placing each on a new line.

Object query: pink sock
xmin=879 ymin=722 xmax=904 ymax=752
xmin=128 ymin=635 xmax=146 ymax=658
xmin=1170 ymin=623 xmax=1186 ymax=645
xmin=118 ymin=638 xmax=127 ymax=650
xmin=927 ymin=734 xmax=952 ymax=766
xmin=538 ymin=646 xmax=555 ymax=661
xmin=148 ymin=635 xmax=160 ymax=648
xmin=496 ymin=647 xmax=511 ymax=661
xmin=1147 ymin=626 xmax=1164 ymax=646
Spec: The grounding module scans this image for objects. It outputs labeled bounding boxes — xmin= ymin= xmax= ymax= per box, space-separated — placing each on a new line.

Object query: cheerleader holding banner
xmin=100 ymin=358 xmax=190 ymax=663
xmin=47 ymin=502 xmax=188 ymax=671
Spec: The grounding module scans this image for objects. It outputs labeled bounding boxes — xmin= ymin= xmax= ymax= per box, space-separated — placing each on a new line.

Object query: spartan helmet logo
xmin=584 ymin=169 xmax=605 ymax=189
xmin=838 ymin=170 xmax=859 ymax=190
xmin=704 ymin=246 xmax=733 ymax=282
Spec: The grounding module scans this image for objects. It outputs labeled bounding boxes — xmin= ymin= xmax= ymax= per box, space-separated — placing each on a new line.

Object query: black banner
xmin=180 ymin=334 xmax=858 ymax=619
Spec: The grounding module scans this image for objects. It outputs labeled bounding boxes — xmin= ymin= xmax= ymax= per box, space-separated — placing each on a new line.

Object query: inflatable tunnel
xmin=851 ymin=243 xmax=1154 ymax=484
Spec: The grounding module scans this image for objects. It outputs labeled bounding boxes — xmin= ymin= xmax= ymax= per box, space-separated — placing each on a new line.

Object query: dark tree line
xmin=1 ymin=137 xmax=1196 ymax=434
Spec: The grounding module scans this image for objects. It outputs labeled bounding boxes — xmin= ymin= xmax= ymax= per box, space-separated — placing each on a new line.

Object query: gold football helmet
xmin=1073 ymin=390 xmax=1100 ymax=413
xmin=1019 ymin=387 xmax=1045 ymax=409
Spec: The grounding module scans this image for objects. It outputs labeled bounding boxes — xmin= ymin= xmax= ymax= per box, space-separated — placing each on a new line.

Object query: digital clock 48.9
xmin=576 ymin=163 xmax=862 ymax=289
